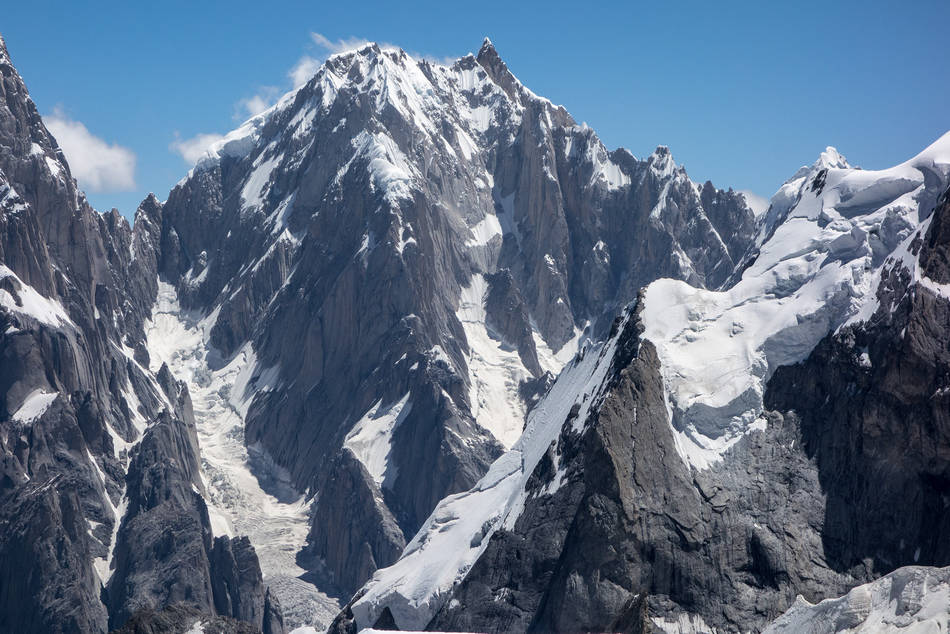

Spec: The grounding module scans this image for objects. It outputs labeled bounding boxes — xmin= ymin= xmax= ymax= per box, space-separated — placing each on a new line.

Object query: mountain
xmin=329 ymin=136 xmax=950 ymax=632
xmin=137 ymin=36 xmax=758 ymax=625
xmin=2 ymin=27 xmax=950 ymax=634
xmin=0 ymin=34 xmax=282 ymax=633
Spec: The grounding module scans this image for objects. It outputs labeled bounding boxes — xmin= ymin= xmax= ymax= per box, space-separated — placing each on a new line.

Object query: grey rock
xmin=0 ymin=476 xmax=108 ymax=634
xmin=307 ymin=449 xmax=406 ymax=595
xmin=108 ymin=603 xmax=259 ymax=634
xmin=429 ymin=305 xmax=851 ymax=633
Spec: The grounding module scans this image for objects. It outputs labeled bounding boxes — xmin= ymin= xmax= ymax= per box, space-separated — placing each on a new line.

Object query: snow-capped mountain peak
xmin=817 ymin=145 xmax=851 ymax=170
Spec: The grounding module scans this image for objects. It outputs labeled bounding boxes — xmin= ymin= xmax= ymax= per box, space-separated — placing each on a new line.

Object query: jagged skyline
xmin=3 ymin=0 xmax=949 ymax=217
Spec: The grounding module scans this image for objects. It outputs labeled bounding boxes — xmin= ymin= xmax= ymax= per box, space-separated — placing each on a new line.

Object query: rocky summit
xmin=1 ymin=29 xmax=949 ymax=634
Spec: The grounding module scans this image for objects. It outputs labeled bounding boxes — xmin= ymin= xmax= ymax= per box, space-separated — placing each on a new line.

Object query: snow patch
xmin=465 ymin=213 xmax=503 ymax=247
xmin=0 ymin=265 xmax=73 ymax=328
xmin=456 ymin=274 xmax=531 ymax=448
xmin=11 ymin=389 xmax=58 ymax=424
xmin=345 ymin=393 xmax=412 ymax=487
xmin=764 ymin=566 xmax=950 ymax=633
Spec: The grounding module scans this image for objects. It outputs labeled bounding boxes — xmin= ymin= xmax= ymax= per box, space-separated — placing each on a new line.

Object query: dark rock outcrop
xmin=107 ymin=412 xmax=283 ymax=632
xmin=429 ymin=307 xmax=852 ymax=633
xmin=109 ymin=603 xmax=258 ymax=634
xmin=766 ymin=199 xmax=950 ymax=578
xmin=308 ymin=450 xmax=406 ymax=594
xmin=0 ymin=476 xmax=108 ymax=634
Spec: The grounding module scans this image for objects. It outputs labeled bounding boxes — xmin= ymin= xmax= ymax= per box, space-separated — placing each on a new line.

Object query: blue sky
xmin=4 ymin=0 xmax=949 ymax=217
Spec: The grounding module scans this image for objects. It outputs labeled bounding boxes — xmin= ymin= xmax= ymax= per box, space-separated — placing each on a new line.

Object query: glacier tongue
xmin=146 ymin=282 xmax=341 ymax=630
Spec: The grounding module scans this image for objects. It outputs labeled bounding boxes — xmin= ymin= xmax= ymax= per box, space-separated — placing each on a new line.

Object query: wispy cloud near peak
xmin=44 ymin=107 xmax=136 ymax=193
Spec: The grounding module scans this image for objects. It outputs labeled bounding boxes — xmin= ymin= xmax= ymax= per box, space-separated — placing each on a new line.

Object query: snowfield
xmin=764 ymin=566 xmax=950 ymax=633
xmin=642 ymin=133 xmax=950 ymax=469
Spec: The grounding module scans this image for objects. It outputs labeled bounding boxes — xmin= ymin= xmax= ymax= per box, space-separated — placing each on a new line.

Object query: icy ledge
xmin=764 ymin=566 xmax=950 ymax=633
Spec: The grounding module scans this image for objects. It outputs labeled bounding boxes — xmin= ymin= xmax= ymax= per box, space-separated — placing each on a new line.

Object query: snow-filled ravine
xmin=146 ymin=282 xmax=340 ymax=630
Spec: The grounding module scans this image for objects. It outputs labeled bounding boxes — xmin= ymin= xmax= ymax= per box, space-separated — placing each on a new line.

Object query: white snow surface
xmin=349 ymin=311 xmax=632 ymax=630
xmin=764 ymin=566 xmax=950 ymax=633
xmin=11 ymin=389 xmax=58 ymax=424
xmin=146 ymin=282 xmax=340 ymax=630
xmin=456 ymin=274 xmax=534 ymax=448
xmin=651 ymin=612 xmax=718 ymax=634
xmin=345 ymin=393 xmax=412 ymax=487
xmin=642 ymin=131 xmax=950 ymax=469
xmin=183 ymin=620 xmax=205 ymax=634
xmin=0 ymin=265 xmax=73 ymax=328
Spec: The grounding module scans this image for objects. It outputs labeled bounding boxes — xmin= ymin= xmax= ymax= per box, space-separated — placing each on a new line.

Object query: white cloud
xmin=44 ymin=107 xmax=136 ymax=192
xmin=235 ymin=86 xmax=280 ymax=120
xmin=169 ymin=132 xmax=225 ymax=165
xmin=738 ymin=190 xmax=770 ymax=217
xmin=309 ymin=32 xmax=373 ymax=55
xmin=289 ymin=55 xmax=322 ymax=88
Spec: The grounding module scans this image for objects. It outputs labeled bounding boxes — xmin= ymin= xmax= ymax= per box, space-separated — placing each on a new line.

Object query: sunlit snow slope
xmin=642 ymin=134 xmax=950 ymax=468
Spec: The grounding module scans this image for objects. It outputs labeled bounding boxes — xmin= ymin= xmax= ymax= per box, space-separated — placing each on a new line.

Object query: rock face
xmin=107 ymin=411 xmax=278 ymax=631
xmin=0 ymin=34 xmax=281 ymax=633
xmin=307 ymin=450 xmax=407 ymax=594
xmin=766 ymin=187 xmax=950 ymax=580
xmin=110 ymin=603 xmax=262 ymax=634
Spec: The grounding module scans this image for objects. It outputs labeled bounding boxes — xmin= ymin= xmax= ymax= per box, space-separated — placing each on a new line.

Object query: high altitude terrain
xmin=1 ymin=33 xmax=948 ymax=634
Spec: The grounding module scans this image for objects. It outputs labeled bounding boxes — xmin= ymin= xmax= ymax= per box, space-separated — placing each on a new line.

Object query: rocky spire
xmin=475 ymin=37 xmax=522 ymax=103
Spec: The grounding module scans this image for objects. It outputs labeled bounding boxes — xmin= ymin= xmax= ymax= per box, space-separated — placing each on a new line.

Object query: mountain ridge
xmin=1 ymin=30 xmax=949 ymax=634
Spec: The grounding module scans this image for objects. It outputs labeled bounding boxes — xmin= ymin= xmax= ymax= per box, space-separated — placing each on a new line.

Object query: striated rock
xmin=107 ymin=411 xmax=283 ymax=632
xmin=308 ymin=450 xmax=406 ymax=594
xmin=209 ymin=536 xmax=269 ymax=628
xmin=0 ymin=477 xmax=108 ymax=634
xmin=106 ymin=412 xmax=217 ymax=627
